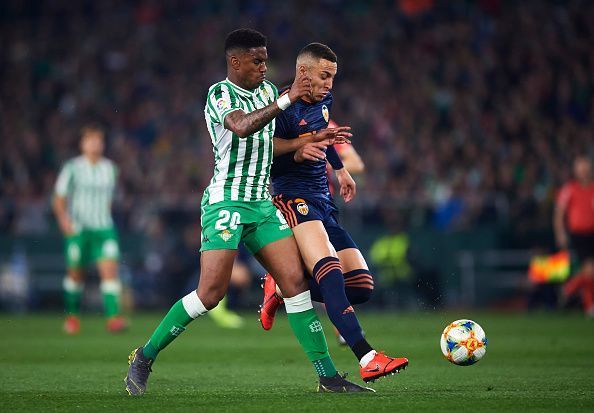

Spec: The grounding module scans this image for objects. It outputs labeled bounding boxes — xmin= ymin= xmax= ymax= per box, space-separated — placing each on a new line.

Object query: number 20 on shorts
xmin=215 ymin=210 xmax=241 ymax=230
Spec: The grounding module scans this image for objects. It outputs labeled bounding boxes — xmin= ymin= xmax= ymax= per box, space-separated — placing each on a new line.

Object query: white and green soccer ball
xmin=440 ymin=319 xmax=487 ymax=366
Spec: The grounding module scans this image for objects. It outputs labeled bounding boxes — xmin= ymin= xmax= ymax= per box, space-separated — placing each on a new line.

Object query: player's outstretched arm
xmin=224 ymin=72 xmax=312 ymax=138
xmin=273 ymin=127 xmax=352 ymax=157
xmin=293 ymin=141 xmax=329 ymax=162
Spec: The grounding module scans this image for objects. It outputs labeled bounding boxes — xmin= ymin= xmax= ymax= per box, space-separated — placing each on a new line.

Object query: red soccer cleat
xmin=64 ymin=315 xmax=81 ymax=335
xmin=360 ymin=352 xmax=408 ymax=383
xmin=258 ymin=273 xmax=284 ymax=331
xmin=107 ymin=315 xmax=129 ymax=333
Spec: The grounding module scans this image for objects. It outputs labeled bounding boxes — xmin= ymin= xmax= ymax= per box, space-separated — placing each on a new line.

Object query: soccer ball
xmin=440 ymin=319 xmax=487 ymax=366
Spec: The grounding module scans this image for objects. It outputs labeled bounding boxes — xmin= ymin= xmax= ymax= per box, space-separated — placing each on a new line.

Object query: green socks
xmin=63 ymin=278 xmax=83 ymax=315
xmin=100 ymin=280 xmax=122 ymax=318
xmin=285 ymin=291 xmax=337 ymax=377
xmin=143 ymin=292 xmax=207 ymax=360
xmin=141 ymin=290 xmax=337 ymax=379
xmin=64 ymin=278 xmax=123 ymax=318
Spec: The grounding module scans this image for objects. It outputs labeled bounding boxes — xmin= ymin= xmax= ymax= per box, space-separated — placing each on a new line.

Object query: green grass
xmin=1 ymin=311 xmax=593 ymax=412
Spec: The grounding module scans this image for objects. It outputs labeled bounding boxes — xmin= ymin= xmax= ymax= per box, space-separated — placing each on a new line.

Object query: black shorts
xmin=272 ymin=194 xmax=358 ymax=252
xmin=570 ymin=232 xmax=594 ymax=262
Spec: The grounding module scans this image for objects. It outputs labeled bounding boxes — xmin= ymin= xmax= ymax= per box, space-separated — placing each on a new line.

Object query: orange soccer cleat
xmin=107 ymin=315 xmax=129 ymax=333
xmin=360 ymin=351 xmax=408 ymax=383
xmin=63 ymin=315 xmax=81 ymax=335
xmin=258 ymin=273 xmax=284 ymax=330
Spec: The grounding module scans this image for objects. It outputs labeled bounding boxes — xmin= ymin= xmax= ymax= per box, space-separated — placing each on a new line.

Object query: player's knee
xmin=197 ymin=288 xmax=226 ymax=310
xmin=277 ymin=273 xmax=308 ymax=298
xmin=345 ymin=286 xmax=373 ymax=305
xmin=67 ymin=270 xmax=84 ymax=283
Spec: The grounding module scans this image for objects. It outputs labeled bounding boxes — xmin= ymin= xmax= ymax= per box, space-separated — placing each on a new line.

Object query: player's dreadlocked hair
xmin=225 ymin=29 xmax=267 ymax=53
xmin=297 ymin=43 xmax=337 ymax=63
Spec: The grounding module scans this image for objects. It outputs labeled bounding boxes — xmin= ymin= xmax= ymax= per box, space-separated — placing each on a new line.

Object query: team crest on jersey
xmin=216 ymin=98 xmax=229 ymax=111
xmin=262 ymin=87 xmax=270 ymax=101
xmin=296 ymin=199 xmax=309 ymax=215
xmin=219 ymin=229 xmax=234 ymax=242
xmin=321 ymin=105 xmax=329 ymax=122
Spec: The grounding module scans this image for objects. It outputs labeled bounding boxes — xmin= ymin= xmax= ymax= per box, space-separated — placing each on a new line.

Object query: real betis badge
xmin=219 ymin=229 xmax=234 ymax=242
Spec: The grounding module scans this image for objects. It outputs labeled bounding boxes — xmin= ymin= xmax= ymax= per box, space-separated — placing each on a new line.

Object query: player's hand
xmin=294 ymin=142 xmax=328 ymax=163
xmin=311 ymin=127 xmax=352 ymax=146
xmin=59 ymin=218 xmax=75 ymax=236
xmin=335 ymin=168 xmax=356 ymax=203
xmin=288 ymin=69 xmax=312 ymax=102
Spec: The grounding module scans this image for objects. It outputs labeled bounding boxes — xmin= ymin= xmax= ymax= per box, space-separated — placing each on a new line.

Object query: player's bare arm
xmin=338 ymin=145 xmax=365 ymax=174
xmin=553 ymin=200 xmax=568 ymax=249
xmin=224 ymin=72 xmax=312 ymax=138
xmin=52 ymin=195 xmax=74 ymax=235
xmin=293 ymin=141 xmax=329 ymax=162
xmin=335 ymin=168 xmax=357 ymax=203
xmin=273 ymin=127 xmax=352 ymax=156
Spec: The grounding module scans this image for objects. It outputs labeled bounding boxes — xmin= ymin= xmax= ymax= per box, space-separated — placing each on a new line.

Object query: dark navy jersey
xmin=271 ymin=90 xmax=333 ymax=200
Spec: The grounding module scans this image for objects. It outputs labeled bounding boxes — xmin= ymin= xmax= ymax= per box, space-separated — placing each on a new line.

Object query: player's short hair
xmin=297 ymin=43 xmax=337 ymax=63
xmin=224 ymin=29 xmax=267 ymax=54
xmin=80 ymin=123 xmax=104 ymax=139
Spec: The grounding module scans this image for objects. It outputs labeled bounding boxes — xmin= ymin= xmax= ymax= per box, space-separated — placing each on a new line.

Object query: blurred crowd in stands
xmin=1 ymin=0 xmax=593 ymax=237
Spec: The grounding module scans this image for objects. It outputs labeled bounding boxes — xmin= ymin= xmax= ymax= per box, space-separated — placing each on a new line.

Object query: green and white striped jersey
xmin=203 ymin=78 xmax=278 ymax=204
xmin=55 ymin=156 xmax=117 ymax=231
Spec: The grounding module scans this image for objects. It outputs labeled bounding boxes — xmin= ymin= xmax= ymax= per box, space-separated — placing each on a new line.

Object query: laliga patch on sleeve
xmin=217 ymin=98 xmax=230 ymax=111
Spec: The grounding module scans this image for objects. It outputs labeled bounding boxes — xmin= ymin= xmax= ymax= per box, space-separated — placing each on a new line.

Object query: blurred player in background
xmin=260 ymin=43 xmax=408 ymax=383
xmin=124 ymin=29 xmax=371 ymax=396
xmin=555 ymin=155 xmax=594 ymax=316
xmin=53 ymin=124 xmax=127 ymax=334
xmin=327 ymin=119 xmax=365 ymax=177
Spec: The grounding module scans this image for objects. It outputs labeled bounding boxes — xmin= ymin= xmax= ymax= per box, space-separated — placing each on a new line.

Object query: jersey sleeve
xmin=326 ymin=144 xmax=344 ymax=170
xmin=206 ymin=83 xmax=242 ymax=125
xmin=55 ymin=162 xmax=73 ymax=197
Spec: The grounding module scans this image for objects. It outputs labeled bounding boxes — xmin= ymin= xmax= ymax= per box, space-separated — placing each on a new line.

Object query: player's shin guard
xmin=100 ymin=279 xmax=122 ymax=318
xmin=285 ymin=290 xmax=337 ymax=377
xmin=142 ymin=291 xmax=207 ymax=360
xmin=308 ymin=269 xmax=374 ymax=305
xmin=344 ymin=269 xmax=374 ymax=305
xmin=314 ymin=257 xmax=373 ymax=360
xmin=63 ymin=277 xmax=83 ymax=315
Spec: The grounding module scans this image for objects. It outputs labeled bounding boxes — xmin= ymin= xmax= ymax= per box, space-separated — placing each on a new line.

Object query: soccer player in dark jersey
xmin=259 ymin=43 xmax=408 ymax=383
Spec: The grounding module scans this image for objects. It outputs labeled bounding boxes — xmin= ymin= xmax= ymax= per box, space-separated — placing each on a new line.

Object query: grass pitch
xmin=1 ymin=311 xmax=593 ymax=412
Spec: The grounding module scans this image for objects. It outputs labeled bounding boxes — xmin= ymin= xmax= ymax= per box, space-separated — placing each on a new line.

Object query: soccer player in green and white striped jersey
xmin=53 ymin=124 xmax=127 ymax=335
xmin=125 ymin=29 xmax=372 ymax=396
